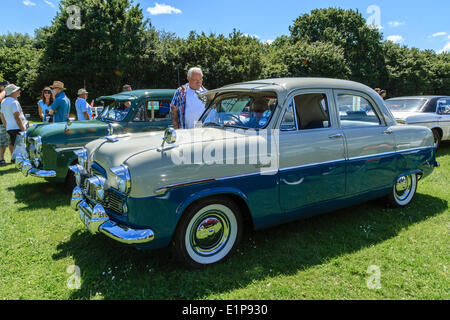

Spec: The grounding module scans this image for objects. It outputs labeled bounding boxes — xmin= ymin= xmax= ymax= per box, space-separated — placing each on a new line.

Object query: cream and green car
xmin=70 ymin=78 xmax=438 ymax=268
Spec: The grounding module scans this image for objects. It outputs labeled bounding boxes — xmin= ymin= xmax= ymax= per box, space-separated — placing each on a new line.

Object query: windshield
xmin=385 ymin=99 xmax=427 ymax=112
xmin=98 ymin=100 xmax=132 ymax=121
xmin=201 ymin=93 xmax=278 ymax=129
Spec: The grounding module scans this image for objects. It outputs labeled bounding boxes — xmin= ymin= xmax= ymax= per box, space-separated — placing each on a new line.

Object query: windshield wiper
xmin=202 ymin=122 xmax=224 ymax=128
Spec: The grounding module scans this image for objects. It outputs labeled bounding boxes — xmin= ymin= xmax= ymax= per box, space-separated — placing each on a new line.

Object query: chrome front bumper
xmin=15 ymin=153 xmax=56 ymax=178
xmin=71 ymin=187 xmax=155 ymax=245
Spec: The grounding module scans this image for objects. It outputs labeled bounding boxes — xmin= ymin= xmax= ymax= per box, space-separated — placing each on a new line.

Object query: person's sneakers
xmin=0 ymin=160 xmax=7 ymax=166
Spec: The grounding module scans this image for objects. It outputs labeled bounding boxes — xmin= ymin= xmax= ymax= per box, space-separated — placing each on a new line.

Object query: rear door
xmin=335 ymin=90 xmax=397 ymax=194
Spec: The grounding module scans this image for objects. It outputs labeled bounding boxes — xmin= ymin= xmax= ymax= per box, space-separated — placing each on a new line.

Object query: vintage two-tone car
xmin=15 ymin=89 xmax=175 ymax=186
xmin=70 ymin=78 xmax=439 ymax=268
xmin=385 ymin=96 xmax=450 ymax=149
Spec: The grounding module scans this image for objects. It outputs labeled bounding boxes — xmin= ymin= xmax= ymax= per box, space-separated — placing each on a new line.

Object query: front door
xmin=278 ymin=90 xmax=346 ymax=212
xmin=127 ymin=99 xmax=172 ymax=133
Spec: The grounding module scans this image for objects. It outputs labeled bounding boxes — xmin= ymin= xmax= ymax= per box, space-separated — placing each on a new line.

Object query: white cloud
xmin=429 ymin=32 xmax=447 ymax=38
xmin=147 ymin=3 xmax=182 ymax=15
xmin=388 ymin=21 xmax=405 ymax=27
xmin=387 ymin=35 xmax=404 ymax=44
xmin=264 ymin=40 xmax=274 ymax=45
xmin=23 ymin=0 xmax=36 ymax=6
xmin=44 ymin=0 xmax=55 ymax=8
xmin=438 ymin=42 xmax=450 ymax=54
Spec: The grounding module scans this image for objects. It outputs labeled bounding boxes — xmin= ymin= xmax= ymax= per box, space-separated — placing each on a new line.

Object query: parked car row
xmin=14 ymin=78 xmax=442 ymax=268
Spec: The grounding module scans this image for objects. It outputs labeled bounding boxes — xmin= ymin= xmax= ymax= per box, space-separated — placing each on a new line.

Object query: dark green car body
xmin=17 ymin=89 xmax=176 ymax=183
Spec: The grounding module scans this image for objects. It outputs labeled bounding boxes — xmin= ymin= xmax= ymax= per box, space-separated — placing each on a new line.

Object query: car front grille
xmin=104 ymin=191 xmax=124 ymax=215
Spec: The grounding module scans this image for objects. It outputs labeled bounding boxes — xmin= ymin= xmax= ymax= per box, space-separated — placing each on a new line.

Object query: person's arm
xmin=83 ymin=111 xmax=90 ymax=120
xmin=0 ymin=112 xmax=6 ymax=126
xmin=38 ymin=104 xmax=43 ymax=120
xmin=14 ymin=112 xmax=26 ymax=132
xmin=170 ymin=89 xmax=181 ymax=129
xmin=48 ymin=100 xmax=59 ymax=115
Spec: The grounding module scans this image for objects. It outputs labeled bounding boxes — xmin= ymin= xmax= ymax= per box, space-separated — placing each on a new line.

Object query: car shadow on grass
xmin=52 ymin=192 xmax=447 ymax=300
xmin=7 ymin=181 xmax=70 ymax=211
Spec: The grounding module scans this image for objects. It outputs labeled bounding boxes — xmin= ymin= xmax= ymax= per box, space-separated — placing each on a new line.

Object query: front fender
xmin=175 ymin=187 xmax=250 ymax=219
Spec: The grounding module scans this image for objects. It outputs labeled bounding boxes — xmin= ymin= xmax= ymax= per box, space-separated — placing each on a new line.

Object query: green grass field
xmin=0 ymin=143 xmax=448 ymax=300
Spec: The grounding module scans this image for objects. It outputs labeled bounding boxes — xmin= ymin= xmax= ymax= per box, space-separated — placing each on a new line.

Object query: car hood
xmin=89 ymin=128 xmax=251 ymax=170
xmin=27 ymin=120 xmax=110 ymax=144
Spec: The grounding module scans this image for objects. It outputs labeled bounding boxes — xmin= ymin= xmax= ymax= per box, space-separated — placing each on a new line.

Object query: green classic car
xmin=15 ymin=89 xmax=176 ymax=185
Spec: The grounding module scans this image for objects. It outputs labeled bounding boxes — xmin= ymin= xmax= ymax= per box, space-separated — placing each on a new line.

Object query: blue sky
xmin=1 ymin=0 xmax=449 ymax=53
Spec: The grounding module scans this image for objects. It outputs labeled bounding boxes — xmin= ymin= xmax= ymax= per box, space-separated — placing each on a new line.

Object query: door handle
xmin=328 ymin=133 xmax=343 ymax=139
xmin=383 ymin=129 xmax=393 ymax=135
xmin=281 ymin=177 xmax=304 ymax=186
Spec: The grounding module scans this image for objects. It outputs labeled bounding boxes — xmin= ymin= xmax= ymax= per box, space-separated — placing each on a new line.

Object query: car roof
xmin=387 ymin=96 xmax=450 ymax=100
xmin=204 ymin=78 xmax=374 ymax=99
xmin=97 ymin=89 xmax=176 ymax=102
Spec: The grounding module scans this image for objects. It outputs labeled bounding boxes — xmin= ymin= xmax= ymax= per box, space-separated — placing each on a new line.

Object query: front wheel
xmin=432 ymin=129 xmax=441 ymax=150
xmin=172 ymin=197 xmax=243 ymax=269
xmin=386 ymin=174 xmax=418 ymax=208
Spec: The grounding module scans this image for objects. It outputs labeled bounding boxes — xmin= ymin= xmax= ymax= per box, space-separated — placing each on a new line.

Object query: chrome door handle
xmin=383 ymin=129 xmax=393 ymax=135
xmin=281 ymin=177 xmax=304 ymax=186
xmin=328 ymin=133 xmax=343 ymax=139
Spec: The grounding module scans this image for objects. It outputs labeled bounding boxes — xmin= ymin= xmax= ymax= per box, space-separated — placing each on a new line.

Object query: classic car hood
xmin=27 ymin=120 xmax=109 ymax=143
xmin=90 ymin=128 xmax=251 ymax=171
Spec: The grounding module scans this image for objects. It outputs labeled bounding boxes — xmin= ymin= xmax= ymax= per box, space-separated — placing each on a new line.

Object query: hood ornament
xmin=157 ymin=127 xmax=178 ymax=152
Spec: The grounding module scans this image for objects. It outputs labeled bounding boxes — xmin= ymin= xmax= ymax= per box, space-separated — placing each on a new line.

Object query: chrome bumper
xmin=15 ymin=153 xmax=56 ymax=178
xmin=71 ymin=187 xmax=155 ymax=245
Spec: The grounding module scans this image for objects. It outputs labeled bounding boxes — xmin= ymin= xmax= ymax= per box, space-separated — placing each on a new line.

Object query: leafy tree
xmin=34 ymin=0 xmax=153 ymax=102
xmin=289 ymin=8 xmax=386 ymax=87
xmin=0 ymin=33 xmax=41 ymax=104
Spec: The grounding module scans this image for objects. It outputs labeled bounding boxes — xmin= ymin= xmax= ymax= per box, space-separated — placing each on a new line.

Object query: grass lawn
xmin=0 ymin=142 xmax=448 ymax=300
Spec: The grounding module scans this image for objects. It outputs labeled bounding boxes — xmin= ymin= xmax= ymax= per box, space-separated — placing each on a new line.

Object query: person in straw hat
xmin=75 ymin=88 xmax=92 ymax=121
xmin=0 ymin=84 xmax=28 ymax=162
xmin=0 ymin=81 xmax=12 ymax=165
xmin=48 ymin=81 xmax=70 ymax=123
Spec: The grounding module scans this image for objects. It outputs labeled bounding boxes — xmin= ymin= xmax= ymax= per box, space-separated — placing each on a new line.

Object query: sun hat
xmin=78 ymin=88 xmax=88 ymax=95
xmin=50 ymin=81 xmax=66 ymax=90
xmin=5 ymin=84 xmax=21 ymax=96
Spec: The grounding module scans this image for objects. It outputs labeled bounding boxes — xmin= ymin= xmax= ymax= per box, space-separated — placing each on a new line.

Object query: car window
xmin=437 ymin=98 xmax=450 ymax=114
xmin=385 ymin=99 xmax=427 ymax=112
xmin=202 ymin=94 xmax=277 ymax=129
xmin=99 ymin=101 xmax=132 ymax=122
xmin=133 ymin=100 xmax=172 ymax=122
xmin=337 ymin=94 xmax=381 ymax=128
xmin=292 ymin=93 xmax=331 ymax=130
xmin=280 ymin=100 xmax=296 ymax=131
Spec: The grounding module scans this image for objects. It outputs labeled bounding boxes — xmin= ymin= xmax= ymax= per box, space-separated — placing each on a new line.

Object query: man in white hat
xmin=0 ymin=84 xmax=28 ymax=161
xmin=75 ymin=88 xmax=92 ymax=121
xmin=0 ymin=81 xmax=12 ymax=166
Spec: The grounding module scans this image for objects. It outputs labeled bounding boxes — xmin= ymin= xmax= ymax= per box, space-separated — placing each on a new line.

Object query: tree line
xmin=0 ymin=1 xmax=448 ymax=107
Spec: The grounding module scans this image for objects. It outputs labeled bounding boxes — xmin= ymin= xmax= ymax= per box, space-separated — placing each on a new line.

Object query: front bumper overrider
xmin=71 ymin=186 xmax=155 ymax=245
xmin=15 ymin=153 xmax=56 ymax=178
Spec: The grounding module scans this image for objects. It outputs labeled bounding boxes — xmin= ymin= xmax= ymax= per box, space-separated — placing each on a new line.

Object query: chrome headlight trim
xmin=87 ymin=175 xmax=107 ymax=201
xmin=74 ymin=148 xmax=88 ymax=173
xmin=110 ymin=164 xmax=131 ymax=194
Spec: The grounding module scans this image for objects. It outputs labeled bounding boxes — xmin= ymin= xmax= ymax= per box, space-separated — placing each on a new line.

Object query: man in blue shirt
xmin=48 ymin=81 xmax=70 ymax=122
xmin=75 ymin=88 xmax=92 ymax=121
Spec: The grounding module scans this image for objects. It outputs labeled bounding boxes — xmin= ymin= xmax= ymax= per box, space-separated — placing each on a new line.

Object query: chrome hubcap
xmin=395 ymin=175 xmax=412 ymax=201
xmin=190 ymin=211 xmax=230 ymax=256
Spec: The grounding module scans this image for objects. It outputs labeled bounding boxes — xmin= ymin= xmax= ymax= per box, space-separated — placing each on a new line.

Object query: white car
xmin=386 ymin=96 xmax=450 ymax=148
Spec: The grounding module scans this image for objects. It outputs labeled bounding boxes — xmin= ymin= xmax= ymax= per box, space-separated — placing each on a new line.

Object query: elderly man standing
xmin=75 ymin=88 xmax=92 ymax=121
xmin=48 ymin=81 xmax=70 ymax=122
xmin=0 ymin=84 xmax=28 ymax=162
xmin=171 ymin=67 xmax=208 ymax=129
xmin=0 ymin=81 xmax=11 ymax=166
